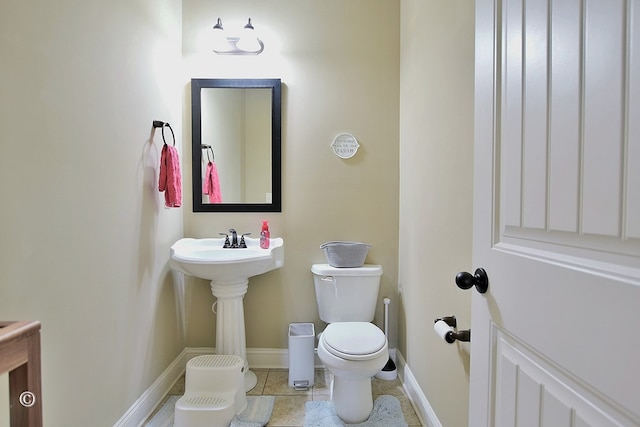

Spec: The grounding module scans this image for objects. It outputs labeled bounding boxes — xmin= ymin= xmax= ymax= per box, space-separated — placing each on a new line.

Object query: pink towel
xmin=158 ymin=144 xmax=182 ymax=208
xmin=202 ymin=161 xmax=222 ymax=203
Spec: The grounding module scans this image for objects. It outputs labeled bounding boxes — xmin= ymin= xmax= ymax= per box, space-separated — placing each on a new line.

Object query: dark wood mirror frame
xmin=191 ymin=78 xmax=282 ymax=212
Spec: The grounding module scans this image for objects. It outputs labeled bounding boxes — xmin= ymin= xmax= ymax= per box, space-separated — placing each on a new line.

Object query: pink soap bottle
xmin=260 ymin=220 xmax=270 ymax=249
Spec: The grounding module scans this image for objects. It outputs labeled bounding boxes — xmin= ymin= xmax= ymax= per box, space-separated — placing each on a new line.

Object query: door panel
xmin=471 ymin=0 xmax=640 ymax=425
xmin=548 ymin=0 xmax=581 ymax=233
xmin=496 ymin=332 xmax=630 ymax=427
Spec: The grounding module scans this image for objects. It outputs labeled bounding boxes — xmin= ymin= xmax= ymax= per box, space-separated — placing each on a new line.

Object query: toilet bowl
xmin=317 ymin=322 xmax=388 ymax=423
xmin=311 ymin=264 xmax=387 ymax=423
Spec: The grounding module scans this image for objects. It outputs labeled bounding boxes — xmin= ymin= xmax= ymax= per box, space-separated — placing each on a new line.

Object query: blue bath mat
xmin=145 ymin=396 xmax=179 ymax=427
xmin=303 ymin=395 xmax=408 ymax=427
xmin=231 ymin=395 xmax=275 ymax=427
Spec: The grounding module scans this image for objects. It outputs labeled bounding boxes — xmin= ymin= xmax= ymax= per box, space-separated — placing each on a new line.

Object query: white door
xmin=470 ymin=0 xmax=640 ymax=426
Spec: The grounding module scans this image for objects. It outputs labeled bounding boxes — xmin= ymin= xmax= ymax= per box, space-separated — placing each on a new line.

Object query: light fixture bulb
xmin=212 ymin=18 xmax=228 ymax=52
xmin=236 ymin=18 xmax=262 ymax=53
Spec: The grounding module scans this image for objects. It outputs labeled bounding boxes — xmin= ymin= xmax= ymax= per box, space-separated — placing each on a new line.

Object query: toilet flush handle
xmin=320 ymin=276 xmax=338 ymax=298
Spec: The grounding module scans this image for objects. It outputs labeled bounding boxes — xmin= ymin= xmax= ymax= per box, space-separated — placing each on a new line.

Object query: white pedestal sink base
xmin=244 ymin=369 xmax=257 ymax=391
xmin=210 ymin=280 xmax=256 ymax=392
xmin=170 ymin=237 xmax=284 ymax=393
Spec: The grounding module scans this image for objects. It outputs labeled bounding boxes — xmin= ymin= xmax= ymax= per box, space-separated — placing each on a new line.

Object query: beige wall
xmin=0 ymin=0 xmax=474 ymax=425
xmin=0 ymin=1 xmax=184 ymax=425
xmin=181 ymin=0 xmax=401 ymax=350
xmin=399 ymin=0 xmax=475 ymax=426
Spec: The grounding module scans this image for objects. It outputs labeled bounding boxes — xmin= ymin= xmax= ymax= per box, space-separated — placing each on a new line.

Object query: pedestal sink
xmin=170 ymin=236 xmax=284 ymax=391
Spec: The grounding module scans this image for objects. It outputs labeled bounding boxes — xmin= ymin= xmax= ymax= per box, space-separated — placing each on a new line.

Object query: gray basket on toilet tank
xmin=320 ymin=241 xmax=371 ymax=268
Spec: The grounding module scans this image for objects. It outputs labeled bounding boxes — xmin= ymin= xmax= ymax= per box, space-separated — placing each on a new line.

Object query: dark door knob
xmin=455 ymin=268 xmax=488 ymax=294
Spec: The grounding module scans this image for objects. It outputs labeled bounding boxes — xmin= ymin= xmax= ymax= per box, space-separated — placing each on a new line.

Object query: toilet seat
xmin=322 ymin=322 xmax=386 ymax=361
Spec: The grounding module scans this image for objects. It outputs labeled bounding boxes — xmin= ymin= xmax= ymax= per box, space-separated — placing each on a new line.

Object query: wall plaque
xmin=331 ymin=133 xmax=360 ymax=159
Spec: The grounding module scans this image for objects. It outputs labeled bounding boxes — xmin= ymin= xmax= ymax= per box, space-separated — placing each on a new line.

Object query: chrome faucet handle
xmin=239 ymin=233 xmax=251 ymax=248
xmin=219 ymin=232 xmax=231 ymax=248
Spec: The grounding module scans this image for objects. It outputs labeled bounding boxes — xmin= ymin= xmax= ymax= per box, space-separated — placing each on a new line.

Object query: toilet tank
xmin=311 ymin=264 xmax=383 ymax=323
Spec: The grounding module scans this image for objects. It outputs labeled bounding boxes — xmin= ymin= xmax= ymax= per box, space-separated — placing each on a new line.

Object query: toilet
xmin=311 ymin=264 xmax=388 ymax=424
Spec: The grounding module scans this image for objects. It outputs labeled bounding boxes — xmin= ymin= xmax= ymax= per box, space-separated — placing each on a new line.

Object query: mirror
xmin=191 ymin=78 xmax=282 ymax=212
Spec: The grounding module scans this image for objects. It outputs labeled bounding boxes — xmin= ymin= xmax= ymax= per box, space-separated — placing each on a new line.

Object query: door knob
xmin=455 ymin=268 xmax=488 ymax=294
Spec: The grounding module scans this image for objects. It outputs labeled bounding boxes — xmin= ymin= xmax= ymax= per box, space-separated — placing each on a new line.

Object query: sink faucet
xmin=229 ymin=228 xmax=238 ymax=248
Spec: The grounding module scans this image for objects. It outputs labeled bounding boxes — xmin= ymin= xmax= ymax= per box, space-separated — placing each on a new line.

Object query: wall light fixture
xmin=212 ymin=18 xmax=265 ymax=55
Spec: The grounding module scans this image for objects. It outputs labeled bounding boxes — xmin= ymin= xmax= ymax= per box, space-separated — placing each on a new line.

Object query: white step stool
xmin=174 ymin=354 xmax=247 ymax=427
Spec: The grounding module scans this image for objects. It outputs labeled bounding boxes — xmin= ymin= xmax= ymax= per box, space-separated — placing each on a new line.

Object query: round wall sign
xmin=331 ymin=133 xmax=360 ymax=159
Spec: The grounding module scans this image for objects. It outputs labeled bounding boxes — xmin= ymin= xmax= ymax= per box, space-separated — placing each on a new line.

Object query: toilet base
xmin=331 ymin=376 xmax=374 ymax=424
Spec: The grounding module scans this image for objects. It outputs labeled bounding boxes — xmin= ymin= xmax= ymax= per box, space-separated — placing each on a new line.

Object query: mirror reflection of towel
xmin=203 ymin=161 xmax=222 ymax=203
xmin=158 ymin=144 xmax=182 ymax=208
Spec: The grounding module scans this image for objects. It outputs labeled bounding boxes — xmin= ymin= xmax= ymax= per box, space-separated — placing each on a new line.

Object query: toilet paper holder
xmin=434 ymin=316 xmax=471 ymax=344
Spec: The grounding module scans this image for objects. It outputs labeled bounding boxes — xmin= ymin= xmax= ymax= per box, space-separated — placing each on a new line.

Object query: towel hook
xmin=202 ymin=144 xmax=214 ymax=162
xmin=152 ymin=120 xmax=175 ymax=146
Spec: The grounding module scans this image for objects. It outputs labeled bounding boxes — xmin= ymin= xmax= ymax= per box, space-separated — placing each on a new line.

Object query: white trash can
xmin=288 ymin=323 xmax=315 ymax=389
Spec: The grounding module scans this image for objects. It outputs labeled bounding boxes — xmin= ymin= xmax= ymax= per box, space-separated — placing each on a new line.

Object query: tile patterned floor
xmin=144 ymin=368 xmax=423 ymax=426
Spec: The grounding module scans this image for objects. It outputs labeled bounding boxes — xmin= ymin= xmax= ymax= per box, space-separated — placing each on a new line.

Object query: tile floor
xmin=144 ymin=368 xmax=423 ymax=426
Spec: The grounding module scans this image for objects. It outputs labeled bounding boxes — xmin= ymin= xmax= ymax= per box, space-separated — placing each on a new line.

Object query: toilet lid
xmin=322 ymin=322 xmax=386 ymax=359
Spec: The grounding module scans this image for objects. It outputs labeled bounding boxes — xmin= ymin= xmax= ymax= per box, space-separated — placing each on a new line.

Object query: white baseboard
xmin=185 ymin=346 xmax=324 ymax=369
xmin=113 ymin=348 xmax=191 ymax=427
xmin=114 ymin=347 xmax=439 ymax=427
xmin=395 ymin=351 xmax=442 ymax=427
